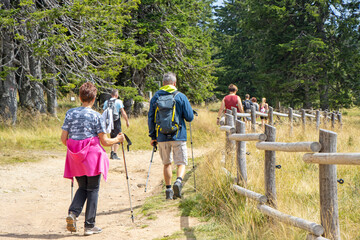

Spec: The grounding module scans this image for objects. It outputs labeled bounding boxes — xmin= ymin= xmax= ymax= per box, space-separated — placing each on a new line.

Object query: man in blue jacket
xmin=148 ymin=72 xmax=194 ymax=200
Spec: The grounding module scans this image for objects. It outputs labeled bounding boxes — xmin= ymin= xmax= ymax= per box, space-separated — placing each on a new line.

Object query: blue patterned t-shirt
xmin=61 ymin=107 xmax=106 ymax=140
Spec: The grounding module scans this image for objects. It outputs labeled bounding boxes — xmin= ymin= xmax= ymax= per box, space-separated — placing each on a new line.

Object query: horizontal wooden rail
xmin=257 ymin=204 xmax=324 ymax=236
xmin=305 ymin=113 xmax=316 ymax=118
xmin=229 ymin=133 xmax=267 ymax=142
xmin=273 ymin=112 xmax=288 ymax=117
xmin=303 ymin=153 xmax=360 ymax=165
xmin=256 ymin=111 xmax=268 ymax=117
xmin=293 ymin=113 xmax=302 ymax=118
xmin=236 ymin=113 xmax=251 ymax=117
xmin=233 ymin=185 xmax=267 ymax=204
xmin=219 ymin=126 xmax=236 ymax=134
xmin=256 ymin=142 xmax=321 ymax=152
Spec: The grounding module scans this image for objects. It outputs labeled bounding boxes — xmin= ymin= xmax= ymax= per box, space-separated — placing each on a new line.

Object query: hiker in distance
xmin=61 ymin=82 xmax=125 ymax=236
xmin=148 ymin=72 xmax=194 ymax=200
xmin=103 ymin=89 xmax=130 ymax=160
xmin=217 ymin=84 xmax=244 ymax=125
xmin=243 ymin=93 xmax=253 ymax=127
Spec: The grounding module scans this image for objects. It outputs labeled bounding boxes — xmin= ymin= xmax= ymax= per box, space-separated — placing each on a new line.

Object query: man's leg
xmin=158 ymin=142 xmax=173 ymax=199
xmin=172 ymin=141 xmax=188 ymax=199
xmin=164 ymin=163 xmax=172 ymax=186
xmin=176 ymin=164 xmax=186 ymax=179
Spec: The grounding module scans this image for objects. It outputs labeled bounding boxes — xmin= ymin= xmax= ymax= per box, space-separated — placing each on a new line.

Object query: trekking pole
xmin=121 ymin=133 xmax=134 ymax=223
xmin=145 ymin=143 xmax=157 ymax=193
xmin=190 ymin=110 xmax=198 ymax=192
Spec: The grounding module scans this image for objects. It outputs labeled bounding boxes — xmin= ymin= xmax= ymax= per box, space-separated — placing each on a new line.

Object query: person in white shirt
xmin=103 ymin=89 xmax=130 ymax=159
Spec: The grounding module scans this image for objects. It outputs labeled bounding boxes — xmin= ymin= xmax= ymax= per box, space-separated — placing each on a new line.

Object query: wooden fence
xmin=219 ymin=107 xmax=359 ymax=240
xmin=219 ymin=106 xmax=342 ymax=132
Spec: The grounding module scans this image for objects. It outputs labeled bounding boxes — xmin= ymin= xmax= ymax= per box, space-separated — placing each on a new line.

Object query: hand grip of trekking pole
xmin=193 ymin=110 xmax=198 ymax=116
xmin=123 ymin=133 xmax=132 ymax=151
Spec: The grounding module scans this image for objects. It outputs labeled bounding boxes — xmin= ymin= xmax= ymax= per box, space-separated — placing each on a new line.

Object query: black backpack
xmin=154 ymin=91 xmax=180 ymax=139
xmin=243 ymin=100 xmax=252 ymax=111
xmin=107 ymin=99 xmax=120 ymax=121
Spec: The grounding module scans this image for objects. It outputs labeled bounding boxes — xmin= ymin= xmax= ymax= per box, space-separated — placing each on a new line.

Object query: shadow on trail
xmin=0 ymin=233 xmax=75 ymax=239
xmin=179 ymin=165 xmax=198 ymax=239
xmin=97 ymin=204 xmax=142 ymax=216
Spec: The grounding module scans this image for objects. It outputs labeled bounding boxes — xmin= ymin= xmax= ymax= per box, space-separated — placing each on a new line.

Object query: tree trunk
xmin=29 ymin=55 xmax=46 ymax=113
xmin=0 ymin=25 xmax=17 ymax=124
xmin=46 ymin=78 xmax=57 ymax=117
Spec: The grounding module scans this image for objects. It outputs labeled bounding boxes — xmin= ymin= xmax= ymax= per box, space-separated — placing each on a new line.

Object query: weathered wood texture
xmin=319 ymin=129 xmax=340 ymax=240
xmin=237 ymin=112 xmax=251 ymax=117
xmin=264 ymin=124 xmax=277 ymax=208
xmin=331 ymin=113 xmax=335 ymax=129
xmin=219 ymin=116 xmax=225 ymax=126
xmin=256 ymin=142 xmax=321 ymax=152
xmin=257 ymin=204 xmax=324 ymax=236
xmin=225 ymin=113 xmax=235 ymax=166
xmin=316 ymin=110 xmax=320 ymax=130
xmin=235 ymin=120 xmax=247 ymax=185
xmin=268 ymin=106 xmax=274 ymax=125
xmin=303 ymin=153 xmax=360 ymax=165
xmin=233 ymin=185 xmax=266 ymax=203
xmin=273 ymin=111 xmax=288 ymax=117
xmin=288 ymin=107 xmax=293 ymax=126
xmin=219 ymin=126 xmax=235 ymax=133
xmin=301 ymin=109 xmax=306 ymax=128
xmin=251 ymin=105 xmax=256 ymax=132
xmin=256 ymin=111 xmax=268 ymax=117
xmin=229 ymin=133 xmax=267 ymax=142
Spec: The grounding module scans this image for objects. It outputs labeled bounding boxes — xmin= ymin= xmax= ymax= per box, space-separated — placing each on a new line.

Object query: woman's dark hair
xmin=228 ymin=84 xmax=238 ymax=93
xmin=79 ymin=82 xmax=97 ymax=103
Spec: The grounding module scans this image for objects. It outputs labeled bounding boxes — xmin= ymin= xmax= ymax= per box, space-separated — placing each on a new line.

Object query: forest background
xmin=1 ymin=0 xmax=360 ymax=125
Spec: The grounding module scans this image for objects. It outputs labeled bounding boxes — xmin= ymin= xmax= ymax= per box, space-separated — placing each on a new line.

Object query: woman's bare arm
xmin=98 ymin=132 xmax=125 ymax=146
xmin=61 ymin=130 xmax=69 ymax=146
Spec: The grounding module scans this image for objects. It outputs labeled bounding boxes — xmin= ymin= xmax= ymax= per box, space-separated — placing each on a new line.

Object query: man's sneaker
xmin=173 ymin=181 xmax=182 ymax=199
xmin=84 ymin=226 xmax=102 ymax=236
xmin=66 ymin=212 xmax=77 ymax=233
xmin=165 ymin=188 xmax=174 ymax=200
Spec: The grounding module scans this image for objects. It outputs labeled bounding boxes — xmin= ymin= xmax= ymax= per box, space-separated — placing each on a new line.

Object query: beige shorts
xmin=158 ymin=141 xmax=188 ymax=165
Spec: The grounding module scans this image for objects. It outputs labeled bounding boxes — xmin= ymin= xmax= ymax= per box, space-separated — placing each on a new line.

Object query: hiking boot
xmin=165 ymin=188 xmax=174 ymax=200
xmin=173 ymin=181 xmax=182 ymax=199
xmin=66 ymin=212 xmax=77 ymax=233
xmin=84 ymin=226 xmax=102 ymax=236
xmin=110 ymin=152 xmax=120 ymax=160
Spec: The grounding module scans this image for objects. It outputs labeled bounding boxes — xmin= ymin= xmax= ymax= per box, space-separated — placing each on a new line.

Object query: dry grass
xmin=191 ymin=106 xmax=360 ymax=239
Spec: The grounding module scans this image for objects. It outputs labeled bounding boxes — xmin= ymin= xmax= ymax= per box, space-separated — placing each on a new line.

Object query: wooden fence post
xmin=316 ymin=110 xmax=320 ymax=131
xmin=288 ymin=107 xmax=293 ymax=126
xmin=337 ymin=112 xmax=342 ymax=129
xmin=251 ymin=105 xmax=256 ymax=133
xmin=235 ymin=119 xmax=247 ymax=186
xmin=331 ymin=112 xmax=335 ymax=129
xmin=288 ymin=107 xmax=293 ymax=136
xmin=225 ymin=112 xmax=235 ymax=167
xmin=323 ymin=110 xmax=328 ymax=126
xmin=232 ymin=107 xmax=237 ymax=121
xmin=268 ymin=106 xmax=274 ymax=126
xmin=264 ymin=124 xmax=277 ymax=208
xmin=301 ymin=109 xmax=306 ymax=130
xmin=319 ymin=129 xmax=340 ymax=240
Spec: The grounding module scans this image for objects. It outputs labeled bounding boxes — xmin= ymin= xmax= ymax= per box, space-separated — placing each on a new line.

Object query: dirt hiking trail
xmin=0 ymin=148 xmax=207 ymax=240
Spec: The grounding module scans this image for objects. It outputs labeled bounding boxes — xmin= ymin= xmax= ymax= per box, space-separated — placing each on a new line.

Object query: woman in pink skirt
xmin=61 ymin=82 xmax=124 ymax=236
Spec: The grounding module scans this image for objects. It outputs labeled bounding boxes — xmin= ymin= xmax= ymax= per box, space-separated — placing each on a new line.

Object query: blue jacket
xmin=148 ymin=88 xmax=194 ymax=142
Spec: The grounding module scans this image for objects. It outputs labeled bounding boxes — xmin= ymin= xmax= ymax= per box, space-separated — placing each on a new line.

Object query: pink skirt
xmin=64 ymin=137 xmax=109 ymax=181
